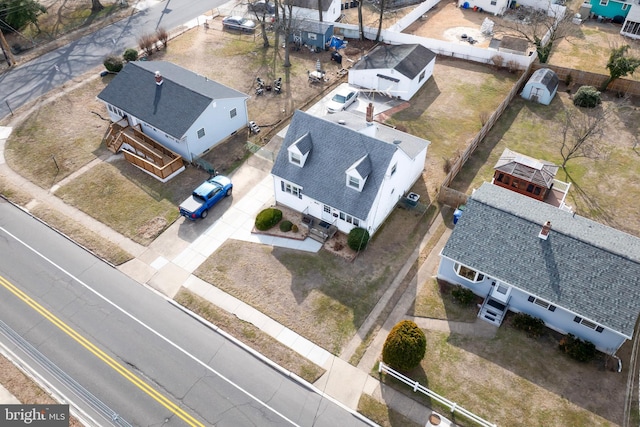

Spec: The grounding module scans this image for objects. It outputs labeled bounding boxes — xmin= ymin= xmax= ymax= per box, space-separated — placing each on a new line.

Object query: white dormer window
xmin=346 ymin=154 xmax=370 ymax=192
xmin=287 ymin=133 xmax=312 ymax=167
xmin=290 ymin=152 xmax=301 ymax=165
xmin=348 ymin=176 xmax=360 ymax=189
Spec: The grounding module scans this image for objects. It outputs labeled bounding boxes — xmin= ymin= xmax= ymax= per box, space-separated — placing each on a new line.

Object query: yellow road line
xmin=0 ymin=275 xmax=204 ymax=427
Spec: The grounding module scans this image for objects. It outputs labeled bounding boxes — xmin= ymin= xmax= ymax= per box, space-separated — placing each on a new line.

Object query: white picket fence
xmin=378 ymin=361 xmax=498 ymax=427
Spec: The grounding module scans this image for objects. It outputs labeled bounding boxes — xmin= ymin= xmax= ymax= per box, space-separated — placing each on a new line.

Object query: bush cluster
xmin=382 ymin=320 xmax=426 ymax=371
xmin=512 ymin=313 xmax=546 ymax=338
xmin=347 ymin=227 xmax=370 ymax=252
xmin=559 ymin=334 xmax=596 ymax=363
xmin=451 ymin=286 xmax=475 ymax=306
xmin=103 ymin=55 xmax=123 ymax=73
xmin=279 ymin=220 xmax=293 ymax=232
xmin=123 ymin=48 xmax=139 ymax=62
xmin=573 ymin=86 xmax=602 ymax=108
xmin=255 ymin=208 xmax=282 ymax=231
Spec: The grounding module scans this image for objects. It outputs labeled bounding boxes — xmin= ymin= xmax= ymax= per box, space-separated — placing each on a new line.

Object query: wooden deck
xmin=104 ymin=123 xmax=184 ymax=181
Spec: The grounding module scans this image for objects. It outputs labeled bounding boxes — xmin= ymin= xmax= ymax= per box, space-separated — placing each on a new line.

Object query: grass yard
xmin=5 ymin=77 xmax=111 ymax=189
xmin=548 ymin=21 xmax=640 ymax=81
xmin=412 ymin=278 xmax=480 ymax=322
xmin=386 ymin=58 xmax=520 ymax=197
xmin=174 ymin=289 xmax=325 ymax=383
xmin=54 ymin=160 xmax=190 ymax=245
xmin=449 ymin=90 xmax=640 ymax=236
xmin=194 ymin=202 xmax=434 ymax=355
xmin=381 ymin=321 xmax=628 ymax=427
xmin=357 ymin=394 xmax=423 ymax=427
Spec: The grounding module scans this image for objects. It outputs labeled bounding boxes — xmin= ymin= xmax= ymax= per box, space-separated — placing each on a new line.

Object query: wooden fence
xmin=438 ymin=62 xmax=533 ymax=199
xmin=534 ymin=63 xmax=640 ymax=96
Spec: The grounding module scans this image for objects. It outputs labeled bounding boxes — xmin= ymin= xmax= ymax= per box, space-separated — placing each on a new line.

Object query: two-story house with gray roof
xmin=97 ymin=61 xmax=249 ymax=163
xmin=437 ymin=182 xmax=640 ymax=355
xmin=348 ymin=44 xmax=436 ymax=101
xmin=271 ymin=110 xmax=429 ymax=237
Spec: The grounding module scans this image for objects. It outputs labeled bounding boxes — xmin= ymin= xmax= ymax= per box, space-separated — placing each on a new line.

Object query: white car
xmin=222 ymin=16 xmax=256 ymax=32
xmin=326 ymin=88 xmax=358 ymax=113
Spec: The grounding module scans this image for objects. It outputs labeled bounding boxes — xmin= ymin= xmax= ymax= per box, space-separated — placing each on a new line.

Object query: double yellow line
xmin=0 ymin=274 xmax=204 ymax=427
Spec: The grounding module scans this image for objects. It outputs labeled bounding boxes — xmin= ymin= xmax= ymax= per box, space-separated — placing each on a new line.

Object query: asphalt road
xmin=0 ymin=200 xmax=374 ymax=427
xmin=0 ymin=0 xmax=225 ymax=120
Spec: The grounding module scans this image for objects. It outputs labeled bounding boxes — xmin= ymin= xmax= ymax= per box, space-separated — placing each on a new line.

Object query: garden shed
xmin=290 ymin=20 xmax=334 ymax=52
xmin=521 ymin=68 xmax=559 ymax=105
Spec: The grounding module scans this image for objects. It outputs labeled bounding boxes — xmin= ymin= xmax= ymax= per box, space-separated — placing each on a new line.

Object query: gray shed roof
xmin=289 ymin=0 xmax=333 ymax=12
xmin=528 ymin=68 xmax=559 ymax=94
xmin=442 ymin=182 xmax=640 ymax=337
xmin=493 ymin=148 xmax=559 ymax=188
xmin=271 ymin=110 xmax=404 ymax=219
xmin=351 ymin=44 xmax=436 ymax=80
xmin=97 ymin=61 xmax=248 ymax=139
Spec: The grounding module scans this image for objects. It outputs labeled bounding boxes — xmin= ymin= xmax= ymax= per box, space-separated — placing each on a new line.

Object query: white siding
xmin=456 ymin=0 xmax=508 ymax=15
xmin=437 ymin=256 xmax=628 ymax=354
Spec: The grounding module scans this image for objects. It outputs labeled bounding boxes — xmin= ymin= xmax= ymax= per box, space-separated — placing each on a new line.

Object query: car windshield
xmin=332 ymin=94 xmax=346 ymax=103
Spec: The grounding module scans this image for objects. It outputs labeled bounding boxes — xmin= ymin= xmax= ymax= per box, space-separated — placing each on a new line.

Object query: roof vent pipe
xmin=155 ymin=71 xmax=163 ymax=85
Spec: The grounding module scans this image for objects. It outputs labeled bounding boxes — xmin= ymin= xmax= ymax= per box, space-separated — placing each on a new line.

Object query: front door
xmin=490 ymin=281 xmax=511 ymax=303
xmin=321 ymin=204 xmax=333 ymax=221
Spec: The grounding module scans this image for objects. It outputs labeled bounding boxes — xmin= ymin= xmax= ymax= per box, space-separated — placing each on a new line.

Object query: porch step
xmin=478 ymin=298 xmax=506 ymax=326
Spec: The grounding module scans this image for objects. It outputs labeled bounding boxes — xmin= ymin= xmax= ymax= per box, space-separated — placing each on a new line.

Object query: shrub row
xmin=512 ymin=312 xmax=546 ymax=338
xmin=559 ymin=333 xmax=596 ymax=363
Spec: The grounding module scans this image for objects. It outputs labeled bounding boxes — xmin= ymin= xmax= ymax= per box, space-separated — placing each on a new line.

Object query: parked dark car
xmin=248 ymin=0 xmax=276 ymax=15
xmin=222 ymin=16 xmax=257 ymax=32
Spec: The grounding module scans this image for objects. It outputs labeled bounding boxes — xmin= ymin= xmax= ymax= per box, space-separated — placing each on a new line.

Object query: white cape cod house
xmin=348 ymin=44 xmax=436 ymax=101
xmin=437 ymin=183 xmax=640 ymax=355
xmin=271 ymin=110 xmax=429 ymax=237
xmin=97 ymin=61 xmax=249 ymax=163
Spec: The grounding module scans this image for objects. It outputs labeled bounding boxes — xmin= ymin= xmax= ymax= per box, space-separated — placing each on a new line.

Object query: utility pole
xmin=0 ymin=30 xmax=16 ymax=67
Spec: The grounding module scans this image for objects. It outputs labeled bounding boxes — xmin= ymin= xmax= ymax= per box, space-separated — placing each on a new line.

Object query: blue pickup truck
xmin=179 ymin=175 xmax=233 ymax=220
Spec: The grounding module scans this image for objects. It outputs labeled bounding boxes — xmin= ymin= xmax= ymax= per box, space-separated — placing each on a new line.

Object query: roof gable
xmin=97 ymin=61 xmax=248 ymax=139
xmin=352 ymin=44 xmax=436 ymax=79
xmin=529 ymin=68 xmax=559 ymax=93
xmin=442 ymin=183 xmax=640 ymax=337
xmin=271 ymin=110 xmax=398 ymax=219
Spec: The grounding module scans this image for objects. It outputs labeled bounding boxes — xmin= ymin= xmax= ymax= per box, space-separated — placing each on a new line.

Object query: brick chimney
xmin=155 ymin=71 xmax=163 ymax=85
xmin=538 ymin=221 xmax=551 ymax=240
xmin=366 ymin=103 xmax=374 ymax=123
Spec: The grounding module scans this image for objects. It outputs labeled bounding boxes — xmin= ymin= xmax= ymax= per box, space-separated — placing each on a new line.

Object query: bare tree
xmin=496 ymin=7 xmax=576 ymax=63
xmin=375 ymin=0 xmax=386 ymax=42
xmin=559 ymin=104 xmax=613 ymax=169
xmin=279 ymin=0 xmax=295 ymax=67
xmin=91 ymin=0 xmax=104 ymax=13
xmin=357 ymin=0 xmax=364 ymax=41
xmin=249 ymin=8 xmax=272 ymax=48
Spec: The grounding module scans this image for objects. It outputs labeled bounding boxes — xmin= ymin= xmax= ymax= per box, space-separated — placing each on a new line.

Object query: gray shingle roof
xmin=97 ymin=61 xmax=248 ymax=139
xmin=322 ymin=110 xmax=429 ymax=158
xmin=289 ymin=0 xmax=333 ymax=12
xmin=271 ymin=110 xmax=399 ymax=220
xmin=493 ymin=148 xmax=558 ymax=188
xmin=351 ymin=44 xmax=436 ymax=80
xmin=442 ymin=182 xmax=640 ymax=337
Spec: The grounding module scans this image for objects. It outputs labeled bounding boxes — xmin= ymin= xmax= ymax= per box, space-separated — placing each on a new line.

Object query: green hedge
xmin=512 ymin=313 xmax=546 ymax=338
xmin=348 ymin=227 xmax=370 ymax=251
xmin=255 ymin=208 xmax=282 ymax=231
xmin=451 ymin=285 xmax=475 ymax=306
xmin=279 ymin=220 xmax=293 ymax=232
xmin=382 ymin=320 xmax=426 ymax=371
xmin=559 ymin=334 xmax=596 ymax=362
xmin=103 ymin=55 xmax=123 ymax=73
